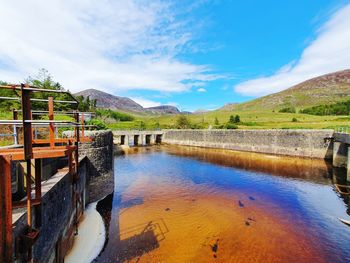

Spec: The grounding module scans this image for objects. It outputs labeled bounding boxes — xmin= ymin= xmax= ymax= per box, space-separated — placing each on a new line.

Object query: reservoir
xmin=94 ymin=145 xmax=350 ymax=263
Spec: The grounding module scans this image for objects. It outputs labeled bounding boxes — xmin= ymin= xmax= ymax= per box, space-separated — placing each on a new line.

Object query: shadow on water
xmin=95 ymin=192 xmax=169 ymax=263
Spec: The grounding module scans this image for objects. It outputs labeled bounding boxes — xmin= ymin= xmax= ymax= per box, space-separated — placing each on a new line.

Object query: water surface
xmin=95 ymin=145 xmax=350 ymax=263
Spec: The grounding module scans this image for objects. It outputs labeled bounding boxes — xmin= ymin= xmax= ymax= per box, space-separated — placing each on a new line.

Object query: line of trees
xmin=300 ymin=100 xmax=350 ymax=116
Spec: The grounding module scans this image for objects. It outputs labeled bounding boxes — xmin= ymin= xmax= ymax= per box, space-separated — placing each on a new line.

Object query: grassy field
xmin=1 ymin=109 xmax=349 ymax=133
xmin=107 ymin=109 xmax=350 ymax=130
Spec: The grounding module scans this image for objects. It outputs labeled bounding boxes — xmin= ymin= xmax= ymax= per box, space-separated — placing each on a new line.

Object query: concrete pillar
xmin=333 ymin=142 xmax=348 ymax=168
xmin=150 ymin=135 xmax=155 ymax=145
xmin=141 ymin=135 xmax=146 ymax=146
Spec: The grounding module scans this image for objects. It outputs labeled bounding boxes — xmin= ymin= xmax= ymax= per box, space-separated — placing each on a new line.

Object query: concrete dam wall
xmin=162 ymin=129 xmax=334 ymax=159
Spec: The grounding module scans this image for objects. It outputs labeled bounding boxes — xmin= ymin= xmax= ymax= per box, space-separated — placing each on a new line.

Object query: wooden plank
xmin=0 ymin=156 xmax=13 ymax=263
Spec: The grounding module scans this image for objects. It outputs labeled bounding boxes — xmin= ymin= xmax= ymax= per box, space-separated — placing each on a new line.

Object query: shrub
xmin=300 ymin=100 xmax=350 ymax=116
xmin=87 ymin=119 xmax=108 ymax=130
xmin=279 ymin=107 xmax=296 ymax=113
xmin=292 ymin=117 xmax=298 ymax=122
xmin=225 ymin=123 xmax=238 ymax=129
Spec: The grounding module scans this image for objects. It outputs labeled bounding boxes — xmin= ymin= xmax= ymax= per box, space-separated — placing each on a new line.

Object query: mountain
xmin=75 ymin=89 xmax=181 ymax=115
xmin=146 ymin=105 xmax=180 ymax=114
xmin=75 ymin=89 xmax=143 ymax=112
xmin=221 ymin=69 xmax=350 ymax=111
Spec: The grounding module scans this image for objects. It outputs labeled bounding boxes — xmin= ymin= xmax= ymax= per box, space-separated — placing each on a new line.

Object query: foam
xmin=64 ymin=202 xmax=105 ymax=263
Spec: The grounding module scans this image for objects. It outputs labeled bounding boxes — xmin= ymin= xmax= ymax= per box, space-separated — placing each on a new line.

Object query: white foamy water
xmin=64 ymin=202 xmax=105 ymax=263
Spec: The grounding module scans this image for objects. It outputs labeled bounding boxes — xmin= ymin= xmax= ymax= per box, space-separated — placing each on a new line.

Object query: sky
xmin=0 ymin=0 xmax=350 ymax=111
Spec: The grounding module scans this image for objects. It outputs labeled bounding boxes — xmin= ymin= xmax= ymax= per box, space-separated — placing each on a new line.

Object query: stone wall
xmin=162 ymin=129 xmax=334 ymax=159
xmin=76 ymin=130 xmax=114 ymax=202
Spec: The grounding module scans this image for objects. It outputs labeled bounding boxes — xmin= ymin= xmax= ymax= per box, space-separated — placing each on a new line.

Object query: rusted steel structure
xmin=0 ymin=84 xmax=92 ymax=262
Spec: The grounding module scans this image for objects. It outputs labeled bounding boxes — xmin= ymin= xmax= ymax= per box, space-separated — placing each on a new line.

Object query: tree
xmin=26 ymin=68 xmax=72 ymax=111
xmin=229 ymin=115 xmax=240 ymax=124
xmin=140 ymin=121 xmax=146 ymax=130
xmin=176 ymin=115 xmax=191 ymax=129
xmin=229 ymin=115 xmax=235 ymax=123
xmin=214 ymin=117 xmax=219 ymax=125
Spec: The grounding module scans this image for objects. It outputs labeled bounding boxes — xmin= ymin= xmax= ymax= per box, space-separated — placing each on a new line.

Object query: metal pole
xmin=0 ymin=156 xmax=13 ymax=263
xmin=48 ymin=97 xmax=55 ymax=148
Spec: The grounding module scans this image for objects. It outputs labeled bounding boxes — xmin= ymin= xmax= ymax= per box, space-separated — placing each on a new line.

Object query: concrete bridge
xmin=113 ymin=130 xmax=163 ymax=146
xmin=333 ymin=132 xmax=350 ymax=180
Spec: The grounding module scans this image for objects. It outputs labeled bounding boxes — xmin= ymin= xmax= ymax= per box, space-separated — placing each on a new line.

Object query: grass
xmin=107 ymin=109 xmax=350 ymax=130
xmin=1 ymin=109 xmax=349 ymax=131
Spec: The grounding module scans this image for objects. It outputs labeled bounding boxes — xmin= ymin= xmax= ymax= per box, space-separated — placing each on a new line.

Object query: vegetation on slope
xmin=224 ymin=69 xmax=350 ymax=112
xmin=300 ymin=99 xmax=350 ymax=116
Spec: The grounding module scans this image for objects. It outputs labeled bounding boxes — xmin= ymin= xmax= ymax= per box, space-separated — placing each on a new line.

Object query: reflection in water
xmin=95 ymin=145 xmax=350 ymax=263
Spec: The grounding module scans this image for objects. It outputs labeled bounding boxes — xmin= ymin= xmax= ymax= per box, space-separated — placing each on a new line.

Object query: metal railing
xmin=0 ymin=83 xmax=94 ymax=262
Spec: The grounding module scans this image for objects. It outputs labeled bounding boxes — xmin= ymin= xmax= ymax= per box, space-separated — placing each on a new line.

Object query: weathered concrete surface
xmin=68 ymin=130 xmax=114 ymax=203
xmin=162 ymin=129 xmax=334 ymax=159
xmin=333 ymin=132 xmax=350 ymax=180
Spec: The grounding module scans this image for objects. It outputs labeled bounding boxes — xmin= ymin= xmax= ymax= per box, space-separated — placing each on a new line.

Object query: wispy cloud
xmin=235 ymin=4 xmax=350 ymax=97
xmin=0 ymin=0 xmax=221 ymax=93
xmin=197 ymin=88 xmax=207 ymax=92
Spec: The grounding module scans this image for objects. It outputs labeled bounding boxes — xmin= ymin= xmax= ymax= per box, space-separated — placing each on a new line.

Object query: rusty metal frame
xmin=0 ymin=83 xmax=93 ymax=262
xmin=335 ymin=184 xmax=350 ymax=195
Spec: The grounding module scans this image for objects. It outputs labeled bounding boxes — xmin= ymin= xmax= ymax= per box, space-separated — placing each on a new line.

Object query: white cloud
xmin=0 ymin=0 xmax=220 ymax=93
xmin=235 ymin=4 xmax=350 ymax=97
xmin=197 ymin=88 xmax=207 ymax=92
xmin=130 ymin=97 xmax=161 ymax=108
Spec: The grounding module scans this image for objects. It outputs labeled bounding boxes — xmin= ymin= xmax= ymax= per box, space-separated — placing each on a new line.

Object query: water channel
xmin=94 ymin=145 xmax=350 ymax=263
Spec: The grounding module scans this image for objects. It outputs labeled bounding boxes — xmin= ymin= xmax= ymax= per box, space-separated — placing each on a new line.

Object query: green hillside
xmin=223 ymin=69 xmax=350 ymax=112
xmin=131 ymin=70 xmax=350 ymax=130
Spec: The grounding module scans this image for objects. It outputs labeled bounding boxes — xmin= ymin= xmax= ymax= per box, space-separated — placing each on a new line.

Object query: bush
xmin=279 ymin=107 xmax=296 ymax=113
xmin=225 ymin=123 xmax=238 ymax=129
xmin=292 ymin=117 xmax=298 ymax=122
xmin=300 ymin=100 xmax=350 ymax=116
xmin=87 ymin=119 xmax=108 ymax=130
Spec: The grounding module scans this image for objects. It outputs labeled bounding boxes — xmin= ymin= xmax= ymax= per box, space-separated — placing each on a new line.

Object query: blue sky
xmin=1 ymin=0 xmax=350 ymax=111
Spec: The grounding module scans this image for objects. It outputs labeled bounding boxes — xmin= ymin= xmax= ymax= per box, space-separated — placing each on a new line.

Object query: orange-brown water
xmin=95 ymin=146 xmax=350 ymax=263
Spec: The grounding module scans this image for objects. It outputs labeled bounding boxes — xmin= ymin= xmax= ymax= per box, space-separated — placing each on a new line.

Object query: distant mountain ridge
xmin=221 ymin=69 xmax=350 ymax=111
xmin=75 ymin=89 xmax=182 ymax=115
